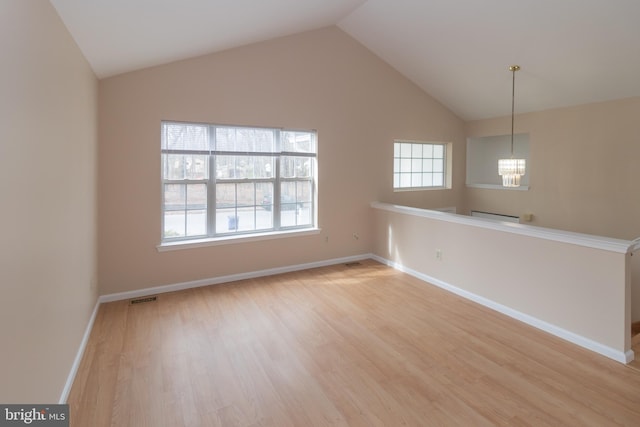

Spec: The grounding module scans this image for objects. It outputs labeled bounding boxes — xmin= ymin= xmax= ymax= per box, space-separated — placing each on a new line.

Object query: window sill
xmin=393 ymin=186 xmax=449 ymax=192
xmin=157 ymin=228 xmax=321 ymax=252
xmin=466 ymin=183 xmax=529 ymax=191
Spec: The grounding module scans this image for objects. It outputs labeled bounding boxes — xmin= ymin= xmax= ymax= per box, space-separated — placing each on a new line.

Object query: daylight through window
xmin=393 ymin=141 xmax=446 ymax=190
xmin=161 ymin=122 xmax=317 ymax=242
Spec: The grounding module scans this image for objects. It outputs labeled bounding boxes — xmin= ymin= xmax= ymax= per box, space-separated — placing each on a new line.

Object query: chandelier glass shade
xmin=498 ymin=158 xmax=526 ymax=187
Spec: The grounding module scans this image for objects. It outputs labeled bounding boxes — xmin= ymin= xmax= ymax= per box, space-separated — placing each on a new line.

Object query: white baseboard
xmin=63 ymin=251 xmax=631 ymax=403
xmin=62 ymin=254 xmax=371 ymax=402
xmin=99 ymin=253 xmax=373 ymax=303
xmin=59 ymin=298 xmax=101 ymax=403
xmin=370 ymin=254 xmax=634 ymax=364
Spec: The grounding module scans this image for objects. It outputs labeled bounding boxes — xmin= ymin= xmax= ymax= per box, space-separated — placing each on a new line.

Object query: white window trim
xmin=157 ymin=227 xmax=321 ymax=252
xmin=393 ymin=140 xmax=451 ymax=191
xmin=161 ymin=121 xmax=318 ymax=245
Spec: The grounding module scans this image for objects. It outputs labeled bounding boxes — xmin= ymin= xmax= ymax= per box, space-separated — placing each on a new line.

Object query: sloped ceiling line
xmin=51 ymin=0 xmax=640 ymax=120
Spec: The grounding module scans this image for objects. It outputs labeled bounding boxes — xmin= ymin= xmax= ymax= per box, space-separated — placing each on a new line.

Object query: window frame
xmin=160 ymin=121 xmax=318 ymax=246
xmin=393 ymin=140 xmax=449 ymax=191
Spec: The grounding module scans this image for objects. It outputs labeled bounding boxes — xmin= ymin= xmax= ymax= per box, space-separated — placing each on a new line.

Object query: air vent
xmin=345 ymin=262 xmax=362 ymax=267
xmin=129 ymin=296 xmax=157 ymax=305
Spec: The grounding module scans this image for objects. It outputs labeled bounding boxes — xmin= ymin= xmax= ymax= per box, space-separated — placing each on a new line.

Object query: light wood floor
xmin=68 ymin=260 xmax=640 ymax=426
xmin=629 ymin=331 xmax=640 ymax=371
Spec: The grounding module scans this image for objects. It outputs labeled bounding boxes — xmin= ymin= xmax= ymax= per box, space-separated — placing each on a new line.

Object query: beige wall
xmin=98 ymin=26 xmax=466 ymax=295
xmin=1 ymin=2 xmax=635 ymax=400
xmin=0 ymin=1 xmax=98 ymax=402
xmin=371 ymin=205 xmax=630 ymax=360
xmin=465 ymin=97 xmax=640 ymax=241
xmin=465 ymin=98 xmax=640 ymax=322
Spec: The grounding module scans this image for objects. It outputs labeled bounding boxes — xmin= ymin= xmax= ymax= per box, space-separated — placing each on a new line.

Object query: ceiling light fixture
xmin=498 ymin=65 xmax=525 ymax=187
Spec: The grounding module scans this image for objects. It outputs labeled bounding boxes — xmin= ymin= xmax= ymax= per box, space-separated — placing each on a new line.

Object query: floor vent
xmin=130 ymin=296 xmax=157 ymax=305
xmin=345 ymin=262 xmax=362 ymax=267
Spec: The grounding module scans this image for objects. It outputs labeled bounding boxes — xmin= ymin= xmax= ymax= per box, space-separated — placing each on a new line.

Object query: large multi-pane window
xmin=161 ymin=122 xmax=317 ymax=242
xmin=393 ymin=140 xmax=446 ymax=190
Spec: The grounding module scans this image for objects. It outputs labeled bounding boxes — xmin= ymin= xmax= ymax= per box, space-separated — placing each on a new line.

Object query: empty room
xmin=2 ymin=0 xmax=640 ymax=425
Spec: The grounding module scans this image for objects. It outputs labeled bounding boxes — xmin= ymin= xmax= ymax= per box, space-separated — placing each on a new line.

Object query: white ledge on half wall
xmin=370 ymin=201 xmax=637 ymax=254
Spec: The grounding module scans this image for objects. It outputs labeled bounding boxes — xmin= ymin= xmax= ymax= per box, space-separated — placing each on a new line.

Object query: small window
xmin=161 ymin=122 xmax=317 ymax=243
xmin=393 ymin=141 xmax=447 ymax=190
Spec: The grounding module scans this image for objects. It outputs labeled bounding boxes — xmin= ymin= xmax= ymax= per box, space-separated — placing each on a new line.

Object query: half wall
xmin=371 ymin=202 xmax=637 ymax=363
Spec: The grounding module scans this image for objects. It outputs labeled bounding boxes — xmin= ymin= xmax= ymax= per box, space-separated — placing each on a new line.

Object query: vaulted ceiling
xmin=50 ymin=0 xmax=640 ymax=120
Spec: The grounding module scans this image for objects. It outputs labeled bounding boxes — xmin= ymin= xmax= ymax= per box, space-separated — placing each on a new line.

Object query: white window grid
xmin=393 ymin=141 xmax=446 ymax=189
xmin=161 ymin=122 xmax=317 ymax=241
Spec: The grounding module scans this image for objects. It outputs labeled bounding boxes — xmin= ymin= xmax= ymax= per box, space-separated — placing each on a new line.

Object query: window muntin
xmin=162 ymin=122 xmax=316 ymax=242
xmin=393 ymin=141 xmax=446 ymax=190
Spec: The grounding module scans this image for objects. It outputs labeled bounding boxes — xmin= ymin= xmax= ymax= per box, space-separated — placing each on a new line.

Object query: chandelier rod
xmin=509 ymin=65 xmax=520 ymax=157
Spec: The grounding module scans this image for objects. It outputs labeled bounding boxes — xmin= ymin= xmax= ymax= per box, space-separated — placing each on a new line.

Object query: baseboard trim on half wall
xmin=63 ymin=251 xmax=632 ymax=403
xmin=370 ymin=254 xmax=634 ymax=365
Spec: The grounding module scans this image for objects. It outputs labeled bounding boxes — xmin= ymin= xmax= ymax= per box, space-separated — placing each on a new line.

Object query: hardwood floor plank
xmin=68 ymin=260 xmax=640 ymax=426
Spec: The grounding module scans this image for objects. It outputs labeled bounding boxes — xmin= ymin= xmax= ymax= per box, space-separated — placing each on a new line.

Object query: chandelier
xmin=498 ymin=65 xmax=526 ymax=187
